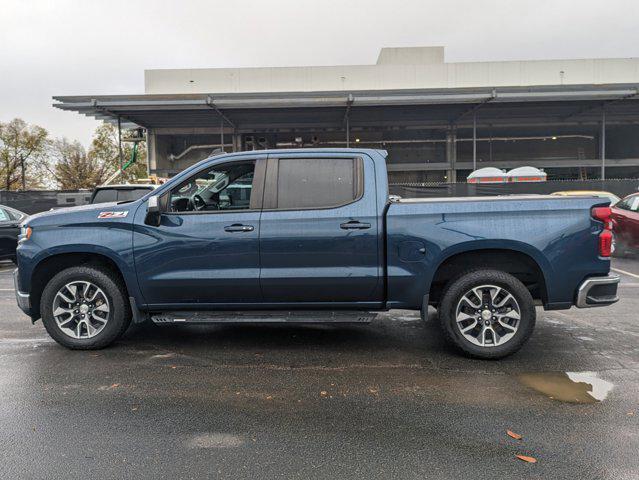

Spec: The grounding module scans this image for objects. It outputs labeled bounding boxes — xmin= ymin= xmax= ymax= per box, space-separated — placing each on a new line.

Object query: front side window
xmin=272 ymin=158 xmax=360 ymax=210
xmin=629 ymin=195 xmax=639 ymax=212
xmin=0 ymin=208 xmax=10 ymax=222
xmin=169 ymin=161 xmax=256 ymax=212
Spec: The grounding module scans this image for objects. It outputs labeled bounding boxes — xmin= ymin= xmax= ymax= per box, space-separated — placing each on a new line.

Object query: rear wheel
xmin=40 ymin=265 xmax=131 ymax=349
xmin=438 ymin=269 xmax=535 ymax=359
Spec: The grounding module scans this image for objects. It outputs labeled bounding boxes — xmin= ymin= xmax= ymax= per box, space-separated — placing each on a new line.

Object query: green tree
xmin=0 ymin=118 xmax=48 ymax=190
xmin=47 ymin=138 xmax=111 ymax=189
xmin=88 ymin=123 xmax=147 ymax=183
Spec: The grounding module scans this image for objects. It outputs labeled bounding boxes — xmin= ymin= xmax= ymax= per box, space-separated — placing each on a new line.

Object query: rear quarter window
xmin=273 ymin=158 xmax=360 ymax=210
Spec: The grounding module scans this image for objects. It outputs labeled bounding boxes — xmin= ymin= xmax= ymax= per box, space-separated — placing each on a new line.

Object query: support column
xmin=220 ymin=118 xmax=225 ymax=153
xmin=146 ymin=128 xmax=157 ymax=176
xmin=232 ymin=132 xmax=242 ymax=152
xmin=117 ymin=116 xmax=123 ymax=171
xmin=600 ymin=108 xmax=606 ymax=180
xmin=472 ymin=113 xmax=477 ymax=171
xmin=446 ymin=127 xmax=457 ymax=183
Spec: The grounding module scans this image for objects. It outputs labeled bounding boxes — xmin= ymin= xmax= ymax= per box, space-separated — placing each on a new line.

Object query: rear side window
xmin=270 ymin=158 xmax=361 ymax=210
xmin=92 ymin=189 xmax=118 ymax=204
xmin=6 ymin=208 xmax=24 ymax=221
xmin=117 ymin=188 xmax=152 ymax=202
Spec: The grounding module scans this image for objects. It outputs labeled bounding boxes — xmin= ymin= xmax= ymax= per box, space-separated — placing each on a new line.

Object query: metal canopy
xmin=53 ymin=84 xmax=639 ymax=131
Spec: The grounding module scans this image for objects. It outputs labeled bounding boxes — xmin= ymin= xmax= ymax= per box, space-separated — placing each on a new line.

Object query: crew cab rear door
xmin=258 ymin=152 xmax=382 ymax=305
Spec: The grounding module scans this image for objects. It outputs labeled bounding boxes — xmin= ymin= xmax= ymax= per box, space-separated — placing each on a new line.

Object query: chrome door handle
xmin=340 ymin=221 xmax=371 ymax=230
xmin=224 ymin=224 xmax=254 ymax=232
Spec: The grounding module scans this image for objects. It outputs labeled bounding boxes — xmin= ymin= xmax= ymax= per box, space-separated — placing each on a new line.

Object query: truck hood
xmin=25 ymin=201 xmax=138 ymax=227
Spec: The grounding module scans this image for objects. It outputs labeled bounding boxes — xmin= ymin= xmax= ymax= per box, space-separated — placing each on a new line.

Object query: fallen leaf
xmin=320 ymin=391 xmax=328 ymax=397
xmin=515 ymin=454 xmax=537 ymax=464
xmin=265 ymin=395 xmax=273 ymax=400
xmin=507 ymin=430 xmax=522 ymax=440
xmin=110 ymin=383 xmax=120 ymax=389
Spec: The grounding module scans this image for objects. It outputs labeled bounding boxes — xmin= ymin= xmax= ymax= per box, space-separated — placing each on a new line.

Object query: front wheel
xmin=40 ymin=265 xmax=131 ymax=349
xmin=438 ymin=270 xmax=536 ymax=359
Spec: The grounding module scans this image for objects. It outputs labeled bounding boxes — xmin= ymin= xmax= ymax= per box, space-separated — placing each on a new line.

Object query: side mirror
xmin=145 ymin=195 xmax=162 ymax=226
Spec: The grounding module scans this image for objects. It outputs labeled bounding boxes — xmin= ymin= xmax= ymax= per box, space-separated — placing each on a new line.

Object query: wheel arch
xmin=428 ymin=243 xmax=550 ymax=307
xmin=29 ymin=248 xmax=134 ymax=320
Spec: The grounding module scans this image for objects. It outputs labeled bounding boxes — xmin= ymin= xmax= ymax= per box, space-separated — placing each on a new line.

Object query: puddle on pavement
xmin=517 ymin=371 xmax=613 ymax=403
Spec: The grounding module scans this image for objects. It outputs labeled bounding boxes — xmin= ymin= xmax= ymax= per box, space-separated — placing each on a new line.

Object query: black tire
xmin=438 ymin=269 xmax=535 ymax=359
xmin=40 ymin=265 xmax=131 ymax=349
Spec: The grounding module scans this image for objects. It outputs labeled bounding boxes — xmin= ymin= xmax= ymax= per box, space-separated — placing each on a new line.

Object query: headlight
xmin=18 ymin=226 xmax=32 ymax=243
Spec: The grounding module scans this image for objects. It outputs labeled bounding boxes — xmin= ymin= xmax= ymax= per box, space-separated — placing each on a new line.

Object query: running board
xmin=150 ymin=310 xmax=377 ymax=325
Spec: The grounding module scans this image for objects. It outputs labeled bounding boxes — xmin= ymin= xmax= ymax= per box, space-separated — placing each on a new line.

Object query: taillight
xmin=599 ymin=229 xmax=613 ymax=257
xmin=591 ymin=206 xmax=613 ymax=257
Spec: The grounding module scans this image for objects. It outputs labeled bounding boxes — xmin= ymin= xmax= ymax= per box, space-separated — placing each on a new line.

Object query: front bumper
xmin=13 ymin=268 xmax=31 ymax=316
xmin=576 ymin=273 xmax=620 ymax=308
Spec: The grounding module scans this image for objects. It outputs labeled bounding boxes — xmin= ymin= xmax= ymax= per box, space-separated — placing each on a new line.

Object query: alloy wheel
xmin=52 ymin=281 xmax=110 ymax=339
xmin=455 ymin=284 xmax=521 ymax=347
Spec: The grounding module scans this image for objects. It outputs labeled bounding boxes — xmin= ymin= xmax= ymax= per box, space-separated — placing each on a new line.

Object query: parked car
xmin=611 ymin=192 xmax=639 ymax=255
xmin=14 ymin=149 xmax=619 ymax=358
xmin=90 ymin=184 xmax=157 ymax=204
xmin=551 ymin=190 xmax=620 ymax=205
xmin=0 ymin=205 xmax=28 ymax=263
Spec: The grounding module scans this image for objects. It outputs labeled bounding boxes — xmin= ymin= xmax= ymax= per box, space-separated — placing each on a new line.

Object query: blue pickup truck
xmin=14 ymin=149 xmax=619 ymax=358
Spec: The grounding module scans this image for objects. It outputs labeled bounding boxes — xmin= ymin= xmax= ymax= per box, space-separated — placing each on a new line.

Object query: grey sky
xmin=1 ymin=0 xmax=638 ymax=146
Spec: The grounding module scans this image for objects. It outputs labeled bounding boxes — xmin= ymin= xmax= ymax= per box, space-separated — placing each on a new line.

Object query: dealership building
xmin=54 ymin=46 xmax=639 ymax=183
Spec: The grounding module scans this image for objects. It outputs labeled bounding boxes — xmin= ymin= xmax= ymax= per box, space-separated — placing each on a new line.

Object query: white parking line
xmin=0 ymin=289 xmax=14 ymax=291
xmin=612 ymin=267 xmax=639 ymax=280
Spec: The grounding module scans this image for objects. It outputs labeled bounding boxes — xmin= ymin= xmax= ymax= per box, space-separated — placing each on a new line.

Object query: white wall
xmin=145 ymin=47 xmax=639 ymax=94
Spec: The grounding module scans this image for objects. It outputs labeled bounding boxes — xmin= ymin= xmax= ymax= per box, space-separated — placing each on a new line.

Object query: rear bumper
xmin=13 ymin=268 xmax=31 ymax=316
xmin=576 ymin=273 xmax=620 ymax=308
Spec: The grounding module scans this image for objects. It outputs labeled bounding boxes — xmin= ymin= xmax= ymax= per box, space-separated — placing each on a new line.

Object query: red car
xmin=612 ymin=193 xmax=639 ymax=255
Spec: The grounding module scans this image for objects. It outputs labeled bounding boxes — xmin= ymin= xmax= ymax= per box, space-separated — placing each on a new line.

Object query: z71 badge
xmin=98 ymin=211 xmax=128 ymax=219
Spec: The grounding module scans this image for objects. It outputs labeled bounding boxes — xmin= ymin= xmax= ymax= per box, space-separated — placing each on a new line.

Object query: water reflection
xmin=517 ymin=371 xmax=613 ymax=403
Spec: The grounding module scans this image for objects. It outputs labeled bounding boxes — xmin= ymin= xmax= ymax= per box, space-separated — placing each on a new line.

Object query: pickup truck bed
xmin=386 ymin=195 xmax=610 ymax=310
xmin=14 ymin=148 xmax=619 ymax=358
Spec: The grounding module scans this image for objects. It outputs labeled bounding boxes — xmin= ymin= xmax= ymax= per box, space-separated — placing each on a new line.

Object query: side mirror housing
xmin=145 ymin=195 xmax=162 ymax=226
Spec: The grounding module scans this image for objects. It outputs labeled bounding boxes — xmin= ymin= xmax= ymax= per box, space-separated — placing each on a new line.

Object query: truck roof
xmin=204 ymin=147 xmax=388 ymax=158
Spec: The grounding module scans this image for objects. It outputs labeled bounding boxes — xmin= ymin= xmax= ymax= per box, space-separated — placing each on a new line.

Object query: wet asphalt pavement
xmin=0 ymin=259 xmax=638 ymax=479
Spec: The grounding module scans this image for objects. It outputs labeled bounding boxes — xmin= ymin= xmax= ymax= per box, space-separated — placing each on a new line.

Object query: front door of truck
xmin=133 ymin=156 xmax=266 ymax=308
xmin=258 ymin=153 xmax=382 ymax=305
